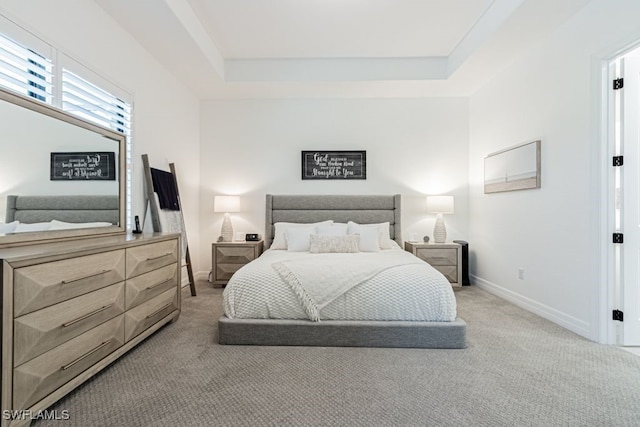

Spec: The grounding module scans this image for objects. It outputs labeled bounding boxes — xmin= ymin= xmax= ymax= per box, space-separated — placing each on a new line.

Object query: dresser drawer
xmin=415 ymin=248 xmax=457 ymax=266
xmin=12 ymin=315 xmax=125 ymax=410
xmin=125 ymin=263 xmax=178 ymax=310
xmin=13 ymin=283 xmax=125 ymax=367
xmin=124 ymin=287 xmax=178 ymax=341
xmin=13 ymin=250 xmax=126 ymax=317
xmin=126 ymin=240 xmax=178 ymax=278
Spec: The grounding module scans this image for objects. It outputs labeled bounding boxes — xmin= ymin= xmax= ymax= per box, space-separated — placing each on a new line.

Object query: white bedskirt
xmin=223 ymin=248 xmax=457 ymax=322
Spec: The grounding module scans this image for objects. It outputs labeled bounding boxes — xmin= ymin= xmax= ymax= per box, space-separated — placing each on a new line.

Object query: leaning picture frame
xmin=484 ymin=140 xmax=541 ymax=194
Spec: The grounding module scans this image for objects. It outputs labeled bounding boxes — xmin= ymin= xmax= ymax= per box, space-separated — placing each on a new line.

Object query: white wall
xmin=0 ymin=1 xmax=201 ymax=271
xmin=469 ymin=0 xmax=640 ymax=341
xmin=200 ymin=98 xmax=469 ymax=274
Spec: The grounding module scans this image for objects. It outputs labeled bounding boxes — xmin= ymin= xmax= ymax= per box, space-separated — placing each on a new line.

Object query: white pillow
xmin=0 ymin=221 xmax=19 ymax=234
xmin=13 ymin=222 xmax=52 ymax=233
xmin=49 ymin=220 xmax=113 ymax=230
xmin=309 ymin=234 xmax=360 ymax=253
xmin=347 ymin=224 xmax=380 ymax=252
xmin=347 ymin=221 xmax=393 ymax=250
xmin=286 ymin=226 xmax=316 ymax=252
xmin=315 ymin=223 xmax=348 ymax=236
xmin=271 ymin=220 xmax=333 ymax=250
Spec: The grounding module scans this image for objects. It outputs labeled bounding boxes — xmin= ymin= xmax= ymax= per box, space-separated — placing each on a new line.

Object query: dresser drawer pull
xmin=61 ymin=305 xmax=114 ymax=328
xmin=146 ymin=279 xmax=173 ymax=291
xmin=60 ymin=269 xmax=110 ymax=285
xmin=146 ymin=303 xmax=173 ymax=319
xmin=146 ymin=252 xmax=173 ymax=262
xmin=61 ymin=340 xmax=112 ymax=371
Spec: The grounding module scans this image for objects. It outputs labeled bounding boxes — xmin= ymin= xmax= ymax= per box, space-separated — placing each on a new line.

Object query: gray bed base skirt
xmin=218 ymin=316 xmax=467 ymax=349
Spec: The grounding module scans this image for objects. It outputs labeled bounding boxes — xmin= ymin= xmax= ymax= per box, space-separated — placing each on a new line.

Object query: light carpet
xmin=34 ymin=283 xmax=640 ymax=427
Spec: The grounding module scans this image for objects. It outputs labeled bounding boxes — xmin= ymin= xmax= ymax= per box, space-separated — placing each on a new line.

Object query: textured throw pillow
xmin=271 ymin=220 xmax=333 ymax=250
xmin=0 ymin=221 xmax=19 ymax=234
xmin=285 ymin=226 xmax=317 ymax=252
xmin=309 ymin=234 xmax=360 ymax=253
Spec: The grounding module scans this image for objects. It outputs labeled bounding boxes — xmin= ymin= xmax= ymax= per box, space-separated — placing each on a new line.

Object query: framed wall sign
xmin=484 ymin=140 xmax=541 ymax=193
xmin=301 ymin=150 xmax=366 ymax=180
xmin=50 ymin=152 xmax=116 ymax=181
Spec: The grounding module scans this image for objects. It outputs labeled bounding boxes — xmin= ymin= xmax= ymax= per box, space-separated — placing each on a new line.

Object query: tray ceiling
xmin=94 ymin=0 xmax=592 ymax=99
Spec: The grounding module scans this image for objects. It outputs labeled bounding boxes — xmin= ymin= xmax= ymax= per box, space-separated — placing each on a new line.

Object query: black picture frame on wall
xmin=50 ymin=151 xmax=116 ymax=181
xmin=301 ymin=150 xmax=367 ymax=180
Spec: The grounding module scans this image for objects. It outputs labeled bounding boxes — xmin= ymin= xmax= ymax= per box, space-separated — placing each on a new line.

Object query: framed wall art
xmin=50 ymin=151 xmax=116 ymax=181
xmin=301 ymin=150 xmax=366 ymax=180
xmin=484 ymin=140 xmax=540 ymax=193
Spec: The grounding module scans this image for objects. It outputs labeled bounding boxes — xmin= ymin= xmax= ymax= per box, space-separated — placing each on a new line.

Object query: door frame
xmin=597 ymin=39 xmax=640 ymax=345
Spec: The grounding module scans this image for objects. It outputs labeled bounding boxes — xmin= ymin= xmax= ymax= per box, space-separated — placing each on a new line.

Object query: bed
xmin=218 ymin=194 xmax=466 ymax=349
xmin=2 ymin=195 xmax=119 ymax=234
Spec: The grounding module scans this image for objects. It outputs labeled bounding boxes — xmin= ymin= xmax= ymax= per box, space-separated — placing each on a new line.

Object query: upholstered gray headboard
xmin=5 ymin=195 xmax=119 ymax=224
xmin=265 ymin=194 xmax=402 ymax=249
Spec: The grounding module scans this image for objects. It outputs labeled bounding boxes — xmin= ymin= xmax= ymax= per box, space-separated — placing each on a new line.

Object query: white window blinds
xmin=61 ymin=69 xmax=131 ymax=135
xmin=0 ymin=33 xmax=53 ymax=103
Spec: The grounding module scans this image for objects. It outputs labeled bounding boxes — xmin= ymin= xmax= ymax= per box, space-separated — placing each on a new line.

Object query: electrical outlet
xmin=518 ymin=268 xmax=525 ymax=280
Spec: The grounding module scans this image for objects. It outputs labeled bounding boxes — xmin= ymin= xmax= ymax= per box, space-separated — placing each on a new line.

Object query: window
xmin=0 ymin=33 xmax=52 ymax=103
xmin=0 ymin=29 xmax=133 ymax=229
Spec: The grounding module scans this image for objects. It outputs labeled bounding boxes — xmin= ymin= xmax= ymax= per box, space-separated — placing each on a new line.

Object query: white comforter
xmin=223 ymin=248 xmax=457 ymax=322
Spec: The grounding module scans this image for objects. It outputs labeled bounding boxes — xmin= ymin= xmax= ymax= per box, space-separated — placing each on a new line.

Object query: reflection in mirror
xmin=0 ymin=87 xmax=125 ymax=247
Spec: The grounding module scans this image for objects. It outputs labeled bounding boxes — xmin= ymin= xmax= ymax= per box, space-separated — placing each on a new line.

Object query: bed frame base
xmin=218 ymin=316 xmax=467 ymax=349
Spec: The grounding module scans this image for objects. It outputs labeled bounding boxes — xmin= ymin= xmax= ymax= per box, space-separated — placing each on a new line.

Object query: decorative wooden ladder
xmin=142 ymin=154 xmax=196 ymax=296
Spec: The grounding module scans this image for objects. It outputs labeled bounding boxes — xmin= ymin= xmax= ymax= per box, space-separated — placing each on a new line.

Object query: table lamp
xmin=426 ymin=195 xmax=454 ymax=243
xmin=214 ymin=195 xmax=240 ymax=242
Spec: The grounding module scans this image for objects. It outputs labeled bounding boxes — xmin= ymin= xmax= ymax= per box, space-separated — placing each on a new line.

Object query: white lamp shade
xmin=426 ymin=195 xmax=454 ymax=214
xmin=214 ymin=195 xmax=241 ymax=213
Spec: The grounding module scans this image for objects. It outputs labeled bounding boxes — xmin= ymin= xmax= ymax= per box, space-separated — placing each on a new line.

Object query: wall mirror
xmin=0 ymin=87 xmax=126 ymax=248
xmin=484 ymin=140 xmax=541 ymax=194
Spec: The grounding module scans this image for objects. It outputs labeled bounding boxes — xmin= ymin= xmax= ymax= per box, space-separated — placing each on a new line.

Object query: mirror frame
xmin=0 ymin=87 xmax=126 ymax=248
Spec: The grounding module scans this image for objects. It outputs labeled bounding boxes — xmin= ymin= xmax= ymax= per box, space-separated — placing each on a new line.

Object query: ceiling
xmin=94 ymin=0 xmax=591 ymax=99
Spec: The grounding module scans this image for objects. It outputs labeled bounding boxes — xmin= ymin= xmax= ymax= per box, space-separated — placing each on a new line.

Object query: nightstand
xmin=404 ymin=241 xmax=462 ymax=287
xmin=211 ymin=240 xmax=263 ymax=287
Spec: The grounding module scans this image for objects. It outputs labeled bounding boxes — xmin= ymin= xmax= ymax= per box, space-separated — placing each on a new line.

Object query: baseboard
xmin=195 ymin=270 xmax=210 ymax=282
xmin=472 ymin=275 xmax=592 ymax=340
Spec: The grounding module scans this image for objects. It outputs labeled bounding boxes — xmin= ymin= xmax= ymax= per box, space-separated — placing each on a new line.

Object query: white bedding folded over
xmin=223 ymin=248 xmax=457 ymax=322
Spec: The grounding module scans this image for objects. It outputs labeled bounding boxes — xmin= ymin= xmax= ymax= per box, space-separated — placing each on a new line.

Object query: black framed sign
xmin=50 ymin=152 xmax=116 ymax=181
xmin=301 ymin=150 xmax=366 ymax=180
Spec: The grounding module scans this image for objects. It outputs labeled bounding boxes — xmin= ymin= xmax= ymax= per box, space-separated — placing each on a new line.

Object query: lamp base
xmin=433 ymin=213 xmax=447 ymax=243
xmin=221 ymin=213 xmax=234 ymax=242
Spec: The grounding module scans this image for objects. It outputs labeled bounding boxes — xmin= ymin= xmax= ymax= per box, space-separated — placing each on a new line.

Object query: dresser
xmin=211 ymin=240 xmax=263 ymax=287
xmin=404 ymin=242 xmax=462 ymax=287
xmin=1 ymin=233 xmax=181 ymax=426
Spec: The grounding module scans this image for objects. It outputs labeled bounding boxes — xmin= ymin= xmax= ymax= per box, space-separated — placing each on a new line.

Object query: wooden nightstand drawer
xmin=415 ymin=248 xmax=457 ymax=265
xmin=215 ymin=263 xmax=245 ymax=282
xmin=215 ymin=246 xmax=257 ymax=264
xmin=404 ymin=242 xmax=462 ymax=286
xmin=211 ymin=240 xmax=263 ymax=286
xmin=432 ymin=265 xmax=458 ymax=283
